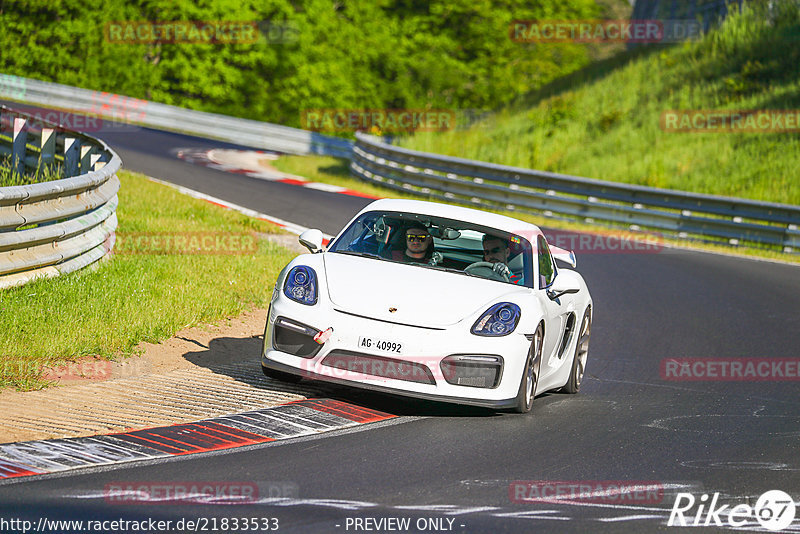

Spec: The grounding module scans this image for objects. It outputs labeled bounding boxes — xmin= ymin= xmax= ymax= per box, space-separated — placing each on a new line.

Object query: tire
xmin=262 ymin=365 xmax=303 ymax=384
xmin=562 ymin=306 xmax=591 ymax=394
xmin=514 ymin=323 xmax=543 ymax=413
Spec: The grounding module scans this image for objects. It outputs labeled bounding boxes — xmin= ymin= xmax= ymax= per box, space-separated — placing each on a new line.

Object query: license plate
xmin=358 ymin=336 xmax=403 ymax=354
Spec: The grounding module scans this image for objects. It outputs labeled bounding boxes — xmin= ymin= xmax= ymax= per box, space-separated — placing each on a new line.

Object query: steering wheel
xmin=464 ymin=261 xmax=510 ymax=282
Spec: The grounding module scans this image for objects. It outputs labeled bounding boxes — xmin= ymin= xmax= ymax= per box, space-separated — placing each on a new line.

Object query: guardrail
xmin=0 ymin=105 xmax=120 ymax=289
xmin=0 ymin=75 xmax=353 ymax=159
xmin=351 ymin=132 xmax=800 ymax=253
xmin=4 ymin=75 xmax=798 ymax=254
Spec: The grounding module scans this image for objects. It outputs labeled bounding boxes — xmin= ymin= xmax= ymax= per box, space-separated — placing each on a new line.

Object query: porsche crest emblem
xmin=389 ymin=307 xmax=397 ymax=313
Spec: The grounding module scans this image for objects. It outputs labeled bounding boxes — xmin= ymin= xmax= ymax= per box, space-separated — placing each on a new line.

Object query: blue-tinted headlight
xmin=471 ymin=302 xmax=521 ymax=337
xmin=283 ymin=266 xmax=318 ymax=305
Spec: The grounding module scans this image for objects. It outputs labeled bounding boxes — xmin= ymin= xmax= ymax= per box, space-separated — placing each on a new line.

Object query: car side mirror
xmin=547 ymin=274 xmax=581 ymax=300
xmin=299 ymin=229 xmax=324 ymax=253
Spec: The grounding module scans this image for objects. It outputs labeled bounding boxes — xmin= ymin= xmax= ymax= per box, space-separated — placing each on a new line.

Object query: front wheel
xmin=514 ymin=323 xmax=543 ymax=413
xmin=562 ymin=306 xmax=591 ymax=394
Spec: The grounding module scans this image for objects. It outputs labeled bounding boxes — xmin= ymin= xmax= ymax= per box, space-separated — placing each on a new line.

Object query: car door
xmin=536 ymin=235 xmax=572 ymax=375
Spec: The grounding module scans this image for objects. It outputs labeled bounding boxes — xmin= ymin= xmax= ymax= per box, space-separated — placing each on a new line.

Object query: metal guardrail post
xmin=64 ymin=137 xmax=79 ymax=176
xmin=11 ymin=118 xmax=27 ymax=177
xmin=79 ymin=145 xmax=93 ymax=173
xmin=39 ymin=127 xmax=55 ymax=171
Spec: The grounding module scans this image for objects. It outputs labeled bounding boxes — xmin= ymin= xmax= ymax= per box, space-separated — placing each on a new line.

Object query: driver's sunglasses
xmin=484 ymin=246 xmax=503 ymax=255
xmin=406 ymin=234 xmax=429 ymax=242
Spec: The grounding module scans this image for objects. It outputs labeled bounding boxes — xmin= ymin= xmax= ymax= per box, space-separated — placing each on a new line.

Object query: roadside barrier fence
xmin=0 ymin=105 xmax=120 ymax=289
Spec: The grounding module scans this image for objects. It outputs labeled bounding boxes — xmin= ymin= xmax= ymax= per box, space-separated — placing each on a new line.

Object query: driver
xmin=483 ymin=235 xmax=511 ymax=264
xmin=482 ymin=234 xmax=519 ymax=283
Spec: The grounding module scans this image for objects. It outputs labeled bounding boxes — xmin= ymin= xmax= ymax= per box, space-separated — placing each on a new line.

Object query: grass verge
xmin=397 ymin=3 xmax=800 ymax=206
xmin=273 ymin=154 xmax=800 ymax=265
xmin=0 ymin=170 xmax=297 ymax=391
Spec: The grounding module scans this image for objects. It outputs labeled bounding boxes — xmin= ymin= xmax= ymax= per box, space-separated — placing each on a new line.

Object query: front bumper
xmin=262 ymin=301 xmax=531 ymax=409
xmin=261 ymin=358 xmax=519 ymax=409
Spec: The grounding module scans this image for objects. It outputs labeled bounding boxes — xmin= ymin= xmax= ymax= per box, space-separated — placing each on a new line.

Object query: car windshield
xmin=328 ymin=210 xmax=534 ymax=288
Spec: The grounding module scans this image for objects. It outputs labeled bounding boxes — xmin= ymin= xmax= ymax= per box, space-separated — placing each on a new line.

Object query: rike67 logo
xmin=669 ymin=490 xmax=796 ymax=531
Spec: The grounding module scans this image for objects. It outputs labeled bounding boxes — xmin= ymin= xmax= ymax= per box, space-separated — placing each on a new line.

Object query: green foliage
xmin=400 ymin=2 xmax=800 ymax=205
xmin=0 ymin=0 xmax=599 ymax=129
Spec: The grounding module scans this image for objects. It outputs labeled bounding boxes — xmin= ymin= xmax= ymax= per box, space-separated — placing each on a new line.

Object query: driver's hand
xmin=492 ymin=262 xmax=510 ymax=277
xmin=429 ymin=252 xmax=443 ymax=266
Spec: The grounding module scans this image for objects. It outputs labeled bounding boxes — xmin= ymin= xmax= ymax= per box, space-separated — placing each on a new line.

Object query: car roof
xmin=353 ymin=198 xmax=542 ymax=237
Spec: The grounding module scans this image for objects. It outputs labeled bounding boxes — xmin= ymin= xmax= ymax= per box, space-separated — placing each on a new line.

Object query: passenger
xmin=393 ymin=226 xmax=434 ymax=263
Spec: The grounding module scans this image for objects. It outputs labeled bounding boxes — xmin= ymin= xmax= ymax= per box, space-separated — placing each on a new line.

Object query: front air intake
xmin=440 ymin=355 xmax=503 ymax=388
xmin=321 ymin=350 xmax=436 ymax=385
xmin=273 ymin=316 xmax=322 ymax=359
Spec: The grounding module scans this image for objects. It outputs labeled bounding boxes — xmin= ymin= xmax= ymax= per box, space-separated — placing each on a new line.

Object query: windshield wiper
xmin=333 ymin=250 xmax=385 ymax=260
xmin=419 ymin=264 xmax=467 ymax=275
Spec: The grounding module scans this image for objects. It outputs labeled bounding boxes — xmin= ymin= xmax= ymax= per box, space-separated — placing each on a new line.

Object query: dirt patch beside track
xmin=0 ymin=260 xmax=329 ymax=445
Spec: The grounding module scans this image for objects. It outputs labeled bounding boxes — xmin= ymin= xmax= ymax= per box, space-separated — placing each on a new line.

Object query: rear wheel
xmin=262 ymin=365 xmax=303 ymax=384
xmin=562 ymin=306 xmax=591 ymax=394
xmin=514 ymin=323 xmax=543 ymax=413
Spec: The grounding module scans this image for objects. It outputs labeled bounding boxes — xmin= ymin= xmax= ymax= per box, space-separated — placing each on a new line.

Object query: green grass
xmin=273 ymin=154 xmax=800 ymax=265
xmin=0 ymin=170 xmax=296 ymax=391
xmin=396 ymin=3 xmax=800 ymax=206
xmin=0 ymin=155 xmax=64 ymax=187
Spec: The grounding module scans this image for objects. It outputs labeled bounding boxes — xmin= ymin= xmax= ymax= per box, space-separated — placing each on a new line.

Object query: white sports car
xmin=261 ymin=199 xmax=592 ymax=413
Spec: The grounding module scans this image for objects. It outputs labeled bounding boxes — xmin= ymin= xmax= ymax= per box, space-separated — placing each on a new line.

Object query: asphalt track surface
xmin=1 ymin=105 xmax=799 ymax=533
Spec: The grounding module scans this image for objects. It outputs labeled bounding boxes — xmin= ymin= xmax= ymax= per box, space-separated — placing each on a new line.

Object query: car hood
xmin=322 ymin=253 xmax=527 ymax=328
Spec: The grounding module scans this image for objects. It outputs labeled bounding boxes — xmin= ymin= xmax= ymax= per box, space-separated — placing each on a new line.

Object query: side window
xmin=537 ymin=235 xmax=555 ymax=289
